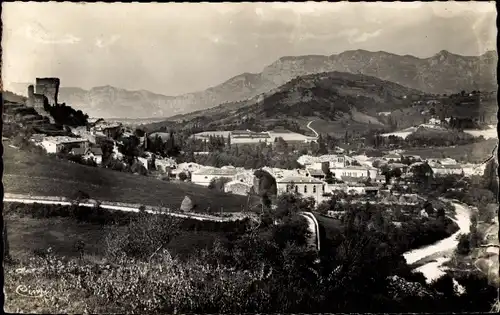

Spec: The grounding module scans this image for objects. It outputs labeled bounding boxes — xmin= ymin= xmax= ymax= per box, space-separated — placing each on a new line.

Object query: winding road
xmin=3 ymin=193 xmax=251 ymax=223
xmin=307 ymin=120 xmax=319 ymax=138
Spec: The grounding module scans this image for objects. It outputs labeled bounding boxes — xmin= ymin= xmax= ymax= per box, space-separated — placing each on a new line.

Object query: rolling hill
xmin=2 ymin=144 xmax=249 ymax=212
xmin=144 ymin=71 xmax=426 ymax=135
xmin=5 ymin=50 xmax=496 ymax=119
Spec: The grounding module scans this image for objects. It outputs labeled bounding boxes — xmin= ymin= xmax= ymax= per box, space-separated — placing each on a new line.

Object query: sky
xmin=2 ymin=1 xmax=497 ymax=95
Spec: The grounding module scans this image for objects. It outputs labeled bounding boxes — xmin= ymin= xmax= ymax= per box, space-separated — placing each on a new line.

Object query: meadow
xmin=403 ymin=139 xmax=497 ymax=164
xmin=2 ymin=144 xmax=248 ymax=212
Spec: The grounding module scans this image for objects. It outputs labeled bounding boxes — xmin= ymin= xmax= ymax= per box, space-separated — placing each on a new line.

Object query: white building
xmin=276 ymin=175 xmax=326 ymax=205
xmin=154 ymin=158 xmax=177 ymax=173
xmin=234 ymin=171 xmax=256 ymax=185
xmin=330 ymin=165 xmax=378 ymax=180
xmin=382 ymin=153 xmax=402 ymax=162
xmin=230 ymin=130 xmax=271 ymax=144
xmin=224 ymin=180 xmax=253 ymax=196
xmin=431 ymin=164 xmax=464 ymax=176
xmin=40 ymin=136 xmax=89 ymax=154
xmin=191 ymin=167 xmax=240 ymax=186
xmin=462 ymin=163 xmax=487 ymax=177
xmin=430 ymin=158 xmax=458 ymax=166
xmin=428 ymin=118 xmax=442 ymax=125
xmin=298 ymin=154 xmax=353 ymax=169
xmin=70 ymin=147 xmax=103 ymax=165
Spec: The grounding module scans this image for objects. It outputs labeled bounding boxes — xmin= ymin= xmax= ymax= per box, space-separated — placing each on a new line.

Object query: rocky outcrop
xmin=180 ymin=195 xmax=194 ymax=212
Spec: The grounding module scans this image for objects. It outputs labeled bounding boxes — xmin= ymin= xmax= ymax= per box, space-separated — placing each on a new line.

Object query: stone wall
xmin=35 ymin=77 xmax=60 ymax=106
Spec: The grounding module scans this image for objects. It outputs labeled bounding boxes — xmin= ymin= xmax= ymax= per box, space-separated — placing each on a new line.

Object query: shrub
xmin=208 ymin=177 xmax=231 ymax=191
xmin=456 ymin=234 xmax=471 ymax=255
xmin=178 ymin=172 xmax=188 ymax=181
xmin=105 ymin=211 xmax=181 ymax=260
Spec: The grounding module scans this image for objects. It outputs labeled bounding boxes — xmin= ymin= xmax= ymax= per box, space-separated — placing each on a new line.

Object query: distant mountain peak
xmin=8 ymin=49 xmax=494 ymax=120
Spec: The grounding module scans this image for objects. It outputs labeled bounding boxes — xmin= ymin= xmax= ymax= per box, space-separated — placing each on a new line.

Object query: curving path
xmin=3 ymin=194 xmax=250 ymax=223
xmin=307 ymin=120 xmax=319 ymax=138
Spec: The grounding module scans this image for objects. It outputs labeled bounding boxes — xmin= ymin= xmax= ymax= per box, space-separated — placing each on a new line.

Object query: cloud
xmin=95 ymin=35 xmax=121 ymax=48
xmin=351 ymin=29 xmax=383 ymax=43
xmin=24 ymin=23 xmax=81 ymax=44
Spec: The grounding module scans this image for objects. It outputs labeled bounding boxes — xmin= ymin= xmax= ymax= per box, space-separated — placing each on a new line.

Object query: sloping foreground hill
xmin=6 ymin=50 xmax=496 ymax=119
xmin=2 ymin=144 xmax=247 ymax=212
xmin=152 ymin=71 xmax=424 ymax=133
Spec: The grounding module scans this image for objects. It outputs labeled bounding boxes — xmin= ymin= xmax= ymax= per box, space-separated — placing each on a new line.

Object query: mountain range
xmin=143 ymin=71 xmax=425 ymax=135
xmin=6 ymin=49 xmax=497 ymax=119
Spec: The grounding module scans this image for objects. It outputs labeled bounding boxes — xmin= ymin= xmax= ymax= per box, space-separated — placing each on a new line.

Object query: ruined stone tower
xmin=28 ymin=84 xmax=35 ymax=99
xmin=26 ymin=85 xmax=35 ymax=107
xmin=35 ymin=77 xmax=60 ymax=106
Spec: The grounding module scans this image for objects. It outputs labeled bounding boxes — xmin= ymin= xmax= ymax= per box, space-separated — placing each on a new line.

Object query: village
xmin=2 ymin=2 xmax=499 ymax=313
xmin=2 ymin=77 xmax=490 ymax=217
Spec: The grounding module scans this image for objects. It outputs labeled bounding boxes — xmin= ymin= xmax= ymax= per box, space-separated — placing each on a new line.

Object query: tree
xmin=208 ymin=177 xmax=231 ymax=192
xmin=3 ymin=221 xmax=11 ymax=261
xmin=275 ymin=193 xmax=316 ymax=220
xmin=135 ymin=128 xmax=145 ymax=138
xmin=316 ymin=134 xmax=328 ymax=155
xmin=483 ymin=159 xmax=499 ymax=199
xmin=391 ymin=167 xmax=402 ymax=178
xmin=456 ymin=233 xmax=471 ymax=255
xmin=411 ymin=162 xmax=433 ymax=189
xmin=178 ymin=172 xmax=188 ymax=181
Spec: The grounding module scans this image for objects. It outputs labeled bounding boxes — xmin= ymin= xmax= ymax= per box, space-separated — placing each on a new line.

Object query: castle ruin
xmin=26 ymin=77 xmax=60 ymax=123
xmin=35 ymin=78 xmax=60 ymax=106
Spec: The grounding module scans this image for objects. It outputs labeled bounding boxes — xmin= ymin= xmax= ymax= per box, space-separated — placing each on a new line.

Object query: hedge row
xmin=4 ymin=202 xmax=251 ymax=233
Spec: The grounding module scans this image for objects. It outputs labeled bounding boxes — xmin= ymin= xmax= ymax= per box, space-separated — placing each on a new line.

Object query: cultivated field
xmin=309 ymin=118 xmax=387 ymax=136
xmin=2 ymin=144 xmax=248 ymax=212
xmin=403 ymin=139 xmax=498 ymax=164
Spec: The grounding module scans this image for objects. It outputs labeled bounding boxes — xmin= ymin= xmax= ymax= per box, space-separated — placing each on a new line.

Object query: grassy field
xmin=403 ymin=139 xmax=497 ymax=164
xmin=5 ymin=211 xmax=230 ymax=262
xmin=309 ymin=118 xmax=387 ymax=136
xmin=2 ymin=144 xmax=248 ymax=212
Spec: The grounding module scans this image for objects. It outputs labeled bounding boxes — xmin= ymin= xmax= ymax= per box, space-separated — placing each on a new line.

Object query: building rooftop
xmin=192 ymin=167 xmax=239 ymax=176
xmin=90 ymin=147 xmax=103 ymax=155
xmin=306 ymin=169 xmax=325 ymax=176
xmin=70 ymin=147 xmax=86 ymax=155
xmin=389 ymin=163 xmax=407 ymax=169
xmin=341 ymin=176 xmax=367 ymax=183
xmin=225 ymin=180 xmax=253 ymax=187
xmin=44 ymin=136 xmax=88 ymax=144
xmin=383 ymin=154 xmax=401 ymax=159
xmin=95 ymin=122 xmax=122 ymax=129
xmin=318 ymin=154 xmax=344 ymax=163
xmin=433 ymin=164 xmax=463 ymax=169
xmin=277 ymin=175 xmax=324 ymax=184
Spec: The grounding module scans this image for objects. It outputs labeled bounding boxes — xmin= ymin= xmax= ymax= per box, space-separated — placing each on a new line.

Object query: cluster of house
xmin=181 ymin=151 xmax=487 ymax=206
xmin=29 ymin=117 xmax=144 ymax=166
xmin=192 ymin=128 xmax=318 ymax=144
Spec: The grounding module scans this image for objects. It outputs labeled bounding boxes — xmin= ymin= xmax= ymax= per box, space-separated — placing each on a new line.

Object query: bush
xmin=456 ymin=234 xmax=471 ymax=255
xmin=178 ymin=172 xmax=188 ymax=181
xmin=208 ymin=177 xmax=231 ymax=191
xmin=105 ymin=211 xmax=181 ymax=260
